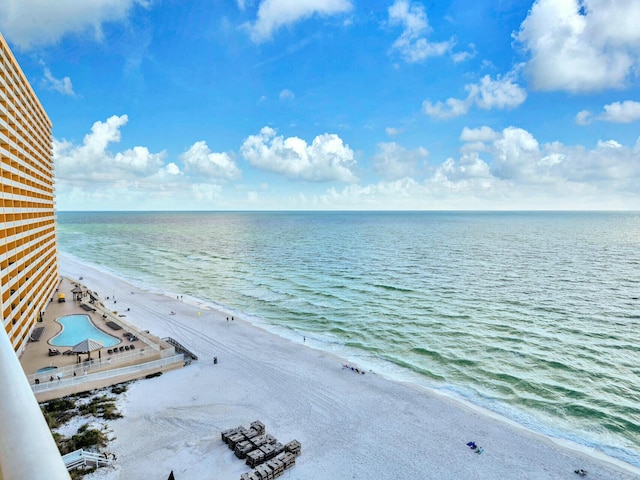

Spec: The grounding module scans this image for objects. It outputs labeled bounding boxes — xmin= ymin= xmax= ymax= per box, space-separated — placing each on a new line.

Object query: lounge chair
xmin=48 ymin=348 xmax=60 ymax=356
xmin=124 ymin=345 xmax=130 ymax=351
xmin=107 ymin=349 xmax=113 ymax=354
xmin=130 ymin=344 xmax=135 ymax=350
xmin=119 ymin=346 xmax=124 ymax=352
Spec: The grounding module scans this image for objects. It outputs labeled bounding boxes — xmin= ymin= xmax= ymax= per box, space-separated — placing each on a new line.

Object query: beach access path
xmin=58 ymin=254 xmax=639 ymax=480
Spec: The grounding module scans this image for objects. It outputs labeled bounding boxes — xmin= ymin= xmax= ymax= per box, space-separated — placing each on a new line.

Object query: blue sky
xmin=2 ymin=0 xmax=639 ymax=210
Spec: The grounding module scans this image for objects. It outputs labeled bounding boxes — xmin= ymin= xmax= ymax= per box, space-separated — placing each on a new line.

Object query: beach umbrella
xmin=71 ymin=338 xmax=104 ymax=360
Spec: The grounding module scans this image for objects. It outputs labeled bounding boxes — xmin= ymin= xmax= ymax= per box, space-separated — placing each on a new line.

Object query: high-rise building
xmin=0 ymin=33 xmax=58 ymax=353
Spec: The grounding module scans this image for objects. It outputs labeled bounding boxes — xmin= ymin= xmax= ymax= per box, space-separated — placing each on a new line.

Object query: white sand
xmin=58 ymin=254 xmax=639 ymax=480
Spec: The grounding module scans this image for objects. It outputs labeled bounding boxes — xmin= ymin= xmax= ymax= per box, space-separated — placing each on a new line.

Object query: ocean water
xmin=56 ymin=211 xmax=640 ymax=467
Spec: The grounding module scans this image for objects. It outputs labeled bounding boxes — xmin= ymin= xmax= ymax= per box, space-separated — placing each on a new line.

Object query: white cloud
xmin=241 ymin=126 xmax=357 ymax=182
xmin=460 ymin=126 xmax=500 ymax=143
xmin=317 ymin=127 xmax=640 ymax=210
xmin=452 ymin=43 xmax=477 ymax=63
xmin=279 ymin=89 xmax=295 ymax=100
xmin=388 ymin=0 xmax=453 ymax=63
xmin=180 ymin=141 xmax=242 ymax=180
xmin=52 ymin=116 xmax=252 ymax=210
xmin=576 ymin=109 xmax=593 ymax=125
xmin=0 ymin=0 xmax=148 ymax=50
xmin=423 ymin=73 xmax=526 ymax=119
xmin=515 ymin=0 xmax=640 ymax=93
xmin=577 ymin=100 xmax=640 ymax=125
xmin=245 ymin=0 xmax=352 ymax=43
xmin=42 ymin=68 xmax=75 ymax=96
xmin=599 ymin=100 xmax=640 ymax=123
xmin=422 ymin=97 xmax=471 ymax=120
xmin=436 ymin=153 xmax=492 ymax=182
xmin=385 ymin=127 xmax=403 ymax=137
xmin=469 ymin=73 xmax=527 ymax=110
xmin=165 ymin=163 xmax=181 ymax=175
xmin=373 ymin=142 xmax=428 ymax=180
xmin=54 ymin=115 xmax=167 ymax=183
xmin=491 ymin=127 xmax=541 ymax=180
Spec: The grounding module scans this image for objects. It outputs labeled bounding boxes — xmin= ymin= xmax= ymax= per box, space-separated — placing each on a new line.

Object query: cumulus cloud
xmin=491 ymin=127 xmax=541 ymax=180
xmin=42 ymin=67 xmax=75 ymax=96
xmin=240 ymin=126 xmax=357 ymax=182
xmin=456 ymin=125 xmax=639 ymax=191
xmin=423 ymin=72 xmax=526 ymax=119
xmin=180 ymin=141 xmax=242 ymax=180
xmin=599 ymin=100 xmax=640 ymax=123
xmin=515 ymin=0 xmax=640 ymax=93
xmin=373 ymin=142 xmax=428 ymax=180
xmin=460 ymin=126 xmax=501 ymax=143
xmin=436 ymin=153 xmax=492 ymax=182
xmin=316 ymin=126 xmax=640 ymax=210
xmin=245 ymin=0 xmax=352 ymax=43
xmin=388 ymin=0 xmax=453 ymax=63
xmin=576 ymin=100 xmax=640 ymax=125
xmin=53 ymin=116 xmax=250 ymax=210
xmin=422 ymin=97 xmax=471 ymax=120
xmin=54 ymin=115 xmax=166 ymax=183
xmin=0 ymin=0 xmax=148 ymax=50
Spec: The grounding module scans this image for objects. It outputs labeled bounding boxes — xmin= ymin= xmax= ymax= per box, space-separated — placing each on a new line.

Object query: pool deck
xmin=18 ymin=276 xmax=183 ymax=402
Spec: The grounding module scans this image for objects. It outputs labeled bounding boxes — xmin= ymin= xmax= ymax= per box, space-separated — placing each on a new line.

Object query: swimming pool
xmin=50 ymin=314 xmax=120 ymax=348
xmin=36 ymin=366 xmax=58 ymax=374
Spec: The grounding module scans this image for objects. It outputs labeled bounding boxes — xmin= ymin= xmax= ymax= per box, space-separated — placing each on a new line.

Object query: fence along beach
xmin=58 ymin=253 xmax=639 ymax=480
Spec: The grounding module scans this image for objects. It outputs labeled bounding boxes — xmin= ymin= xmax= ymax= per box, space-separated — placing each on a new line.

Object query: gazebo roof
xmin=71 ymin=338 xmax=104 ymax=353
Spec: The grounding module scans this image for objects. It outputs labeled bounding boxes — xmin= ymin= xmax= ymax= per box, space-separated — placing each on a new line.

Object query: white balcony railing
xmin=0 ymin=327 xmax=70 ymax=479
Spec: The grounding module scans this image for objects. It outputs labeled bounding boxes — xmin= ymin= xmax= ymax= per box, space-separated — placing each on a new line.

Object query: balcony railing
xmin=0 ymin=327 xmax=70 ymax=479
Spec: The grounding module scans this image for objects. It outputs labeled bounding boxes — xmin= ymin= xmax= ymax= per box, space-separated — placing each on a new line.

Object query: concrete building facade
xmin=0 ymin=33 xmax=58 ymax=353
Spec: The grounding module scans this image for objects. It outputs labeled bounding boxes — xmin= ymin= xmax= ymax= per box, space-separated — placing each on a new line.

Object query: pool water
xmin=50 ymin=314 xmax=120 ymax=348
xmin=36 ymin=366 xmax=58 ymax=374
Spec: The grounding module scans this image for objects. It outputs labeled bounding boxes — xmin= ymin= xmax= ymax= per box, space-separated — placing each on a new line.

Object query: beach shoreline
xmin=57 ymin=253 xmax=639 ymax=480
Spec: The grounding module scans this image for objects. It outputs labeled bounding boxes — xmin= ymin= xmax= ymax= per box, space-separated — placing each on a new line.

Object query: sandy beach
xmin=56 ymin=254 xmax=638 ymax=480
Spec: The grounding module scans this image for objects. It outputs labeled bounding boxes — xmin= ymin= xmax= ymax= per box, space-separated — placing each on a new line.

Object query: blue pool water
xmin=50 ymin=314 xmax=120 ymax=348
xmin=36 ymin=366 xmax=58 ymax=374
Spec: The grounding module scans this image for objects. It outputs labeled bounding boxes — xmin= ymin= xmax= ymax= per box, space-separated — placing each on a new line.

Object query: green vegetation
xmin=39 ymin=382 xmax=131 ymax=477
xmin=58 ymin=423 xmax=108 ymax=455
xmin=42 ymin=398 xmax=76 ymax=429
xmin=78 ymin=394 xmax=122 ymax=420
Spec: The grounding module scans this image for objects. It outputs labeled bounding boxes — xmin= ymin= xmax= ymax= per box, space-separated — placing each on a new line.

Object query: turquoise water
xmin=36 ymin=366 xmax=58 ymax=374
xmin=56 ymin=211 xmax=640 ymax=467
xmin=50 ymin=314 xmax=120 ymax=348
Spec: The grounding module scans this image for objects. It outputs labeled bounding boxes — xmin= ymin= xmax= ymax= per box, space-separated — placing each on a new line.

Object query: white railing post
xmin=0 ymin=328 xmax=70 ymax=479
